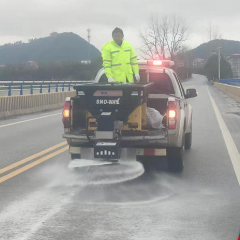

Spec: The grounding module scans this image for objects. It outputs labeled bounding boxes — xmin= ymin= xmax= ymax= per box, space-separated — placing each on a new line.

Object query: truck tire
xmin=167 ymin=147 xmax=184 ymax=172
xmin=137 ymin=156 xmax=163 ymax=172
xmin=185 ymin=131 xmax=192 ymax=149
xmin=71 ymin=154 xmax=81 ymax=160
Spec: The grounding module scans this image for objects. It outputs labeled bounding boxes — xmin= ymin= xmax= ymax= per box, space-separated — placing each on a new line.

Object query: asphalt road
xmin=0 ymin=74 xmax=240 ymax=240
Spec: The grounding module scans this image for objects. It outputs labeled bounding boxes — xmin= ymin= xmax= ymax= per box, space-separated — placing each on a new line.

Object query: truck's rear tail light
xmin=168 ymin=102 xmax=177 ymax=129
xmin=62 ymin=101 xmax=71 ymax=127
xmin=63 ymin=101 xmax=70 ymax=118
xmin=63 ymin=109 xmax=70 ymax=118
xmin=169 ymin=110 xmax=176 ymax=118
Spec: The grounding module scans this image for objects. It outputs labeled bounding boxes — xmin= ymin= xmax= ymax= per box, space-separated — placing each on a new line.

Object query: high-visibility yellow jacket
xmin=102 ymin=40 xmax=139 ymax=83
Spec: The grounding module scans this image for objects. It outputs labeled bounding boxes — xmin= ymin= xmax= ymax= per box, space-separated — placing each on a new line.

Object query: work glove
xmin=108 ymin=77 xmax=115 ymax=83
xmin=135 ymin=73 xmax=140 ymax=82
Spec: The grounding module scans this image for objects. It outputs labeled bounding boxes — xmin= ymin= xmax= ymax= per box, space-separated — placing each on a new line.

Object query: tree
xmin=50 ymin=32 xmax=59 ymax=37
xmin=175 ymin=46 xmax=193 ymax=80
xmin=205 ymin=54 xmax=233 ymax=81
xmin=0 ymin=60 xmax=103 ymax=81
xmin=205 ymin=22 xmax=222 ymax=42
xmin=139 ymin=14 xmax=189 ymax=60
xmin=205 ymin=22 xmax=222 ymax=55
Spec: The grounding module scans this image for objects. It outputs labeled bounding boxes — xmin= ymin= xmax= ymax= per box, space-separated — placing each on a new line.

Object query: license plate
xmin=94 ymin=142 xmax=120 ymax=159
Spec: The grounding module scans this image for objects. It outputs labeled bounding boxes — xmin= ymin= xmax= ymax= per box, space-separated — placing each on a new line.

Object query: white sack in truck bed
xmin=146 ymin=107 xmax=164 ymax=129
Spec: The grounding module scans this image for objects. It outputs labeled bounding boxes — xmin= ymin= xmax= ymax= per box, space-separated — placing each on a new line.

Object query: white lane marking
xmin=207 ymin=85 xmax=240 ymax=186
xmin=0 ymin=113 xmax=61 ymax=129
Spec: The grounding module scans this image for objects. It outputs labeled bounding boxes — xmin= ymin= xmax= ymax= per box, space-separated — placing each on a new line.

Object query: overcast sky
xmin=0 ymin=0 xmax=239 ymax=53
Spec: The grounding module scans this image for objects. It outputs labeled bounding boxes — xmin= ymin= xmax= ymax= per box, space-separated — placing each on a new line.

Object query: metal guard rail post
xmin=0 ymin=80 xmax=89 ymax=96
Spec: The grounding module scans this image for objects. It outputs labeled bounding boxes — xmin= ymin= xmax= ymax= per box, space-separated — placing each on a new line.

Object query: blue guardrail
xmin=219 ymin=79 xmax=240 ymax=87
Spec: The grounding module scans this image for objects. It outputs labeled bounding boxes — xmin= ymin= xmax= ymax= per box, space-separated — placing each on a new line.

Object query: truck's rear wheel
xmin=185 ymin=131 xmax=192 ymax=149
xmin=167 ymin=147 xmax=184 ymax=172
xmin=71 ymin=154 xmax=81 ymax=160
xmin=137 ymin=156 xmax=162 ymax=172
xmin=185 ymin=120 xmax=192 ymax=149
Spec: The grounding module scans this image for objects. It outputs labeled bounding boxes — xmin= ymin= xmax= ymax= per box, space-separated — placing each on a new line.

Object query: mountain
xmin=190 ymin=39 xmax=240 ymax=60
xmin=0 ymin=32 xmax=101 ymax=64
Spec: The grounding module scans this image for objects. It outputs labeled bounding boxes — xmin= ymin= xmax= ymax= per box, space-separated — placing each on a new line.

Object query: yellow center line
xmin=0 ymin=146 xmax=69 ymax=184
xmin=0 ymin=141 xmax=67 ymax=175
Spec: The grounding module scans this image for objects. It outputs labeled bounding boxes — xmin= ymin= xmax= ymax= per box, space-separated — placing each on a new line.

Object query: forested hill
xmin=0 ymin=32 xmax=101 ymax=64
xmin=190 ymin=39 xmax=240 ymax=59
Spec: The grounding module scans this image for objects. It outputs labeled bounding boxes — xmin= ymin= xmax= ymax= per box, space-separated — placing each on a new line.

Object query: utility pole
xmin=87 ymin=28 xmax=91 ymax=63
xmin=87 ymin=28 xmax=91 ymax=44
xmin=217 ymin=47 xmax=221 ymax=80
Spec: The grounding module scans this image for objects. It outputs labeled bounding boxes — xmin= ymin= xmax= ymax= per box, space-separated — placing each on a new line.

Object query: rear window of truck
xmin=139 ymin=70 xmax=175 ymax=94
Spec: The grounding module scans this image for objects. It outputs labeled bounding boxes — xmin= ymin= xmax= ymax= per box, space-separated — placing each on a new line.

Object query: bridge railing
xmin=219 ymin=79 xmax=240 ymax=87
xmin=0 ymin=80 xmax=89 ymax=96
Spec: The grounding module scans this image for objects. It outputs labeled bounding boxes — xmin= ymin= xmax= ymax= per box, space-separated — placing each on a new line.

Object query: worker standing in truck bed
xmin=102 ymin=27 xmax=140 ymax=83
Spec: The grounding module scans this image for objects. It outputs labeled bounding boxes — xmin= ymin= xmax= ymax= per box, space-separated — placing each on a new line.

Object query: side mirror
xmin=186 ymin=88 xmax=197 ymax=99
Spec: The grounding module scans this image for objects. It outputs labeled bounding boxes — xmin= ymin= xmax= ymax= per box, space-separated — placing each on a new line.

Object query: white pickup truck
xmin=62 ymin=60 xmax=197 ymax=172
